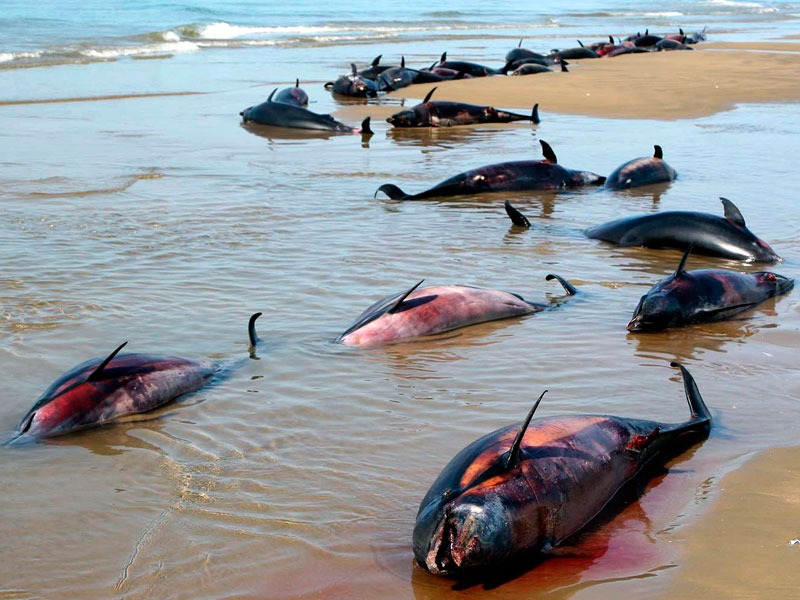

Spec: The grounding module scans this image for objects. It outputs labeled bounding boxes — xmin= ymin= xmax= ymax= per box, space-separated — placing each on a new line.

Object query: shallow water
xmin=2 ymin=2 xmax=800 ymax=598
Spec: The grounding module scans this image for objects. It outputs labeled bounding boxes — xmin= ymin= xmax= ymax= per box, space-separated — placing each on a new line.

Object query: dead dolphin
xmin=9 ymin=314 xmax=263 ymax=442
xmin=375 ymin=140 xmax=605 ymax=200
xmin=324 ymin=63 xmax=381 ymax=97
xmin=627 ymin=245 xmax=793 ymax=331
xmin=585 ymin=197 xmax=780 ymax=262
xmin=274 ymin=79 xmax=309 ymax=107
xmin=241 ymin=89 xmax=373 ymax=134
xmin=437 ymin=52 xmax=504 ymax=77
xmin=604 ymin=145 xmax=677 ymax=190
xmin=337 ymin=276 xmax=577 ymax=347
xmin=413 ymin=362 xmax=711 ymax=577
xmin=386 ymin=87 xmax=540 ymax=128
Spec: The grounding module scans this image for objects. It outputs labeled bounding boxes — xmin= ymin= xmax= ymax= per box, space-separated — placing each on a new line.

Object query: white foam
xmin=707 ymin=0 xmax=779 ymax=12
xmin=80 ymin=40 xmax=199 ymax=59
xmin=0 ymin=50 xmax=43 ymax=63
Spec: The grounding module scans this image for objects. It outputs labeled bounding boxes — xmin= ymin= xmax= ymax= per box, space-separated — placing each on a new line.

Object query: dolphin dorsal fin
xmin=532 ymin=103 xmax=540 ymax=124
xmin=440 ymin=51 xmax=447 ymax=64
xmin=351 ymin=63 xmax=358 ymax=75
xmin=609 ymin=35 xmax=614 ymax=44
xmin=387 ymin=279 xmax=425 ymax=314
xmin=720 ymin=197 xmax=746 ymax=227
xmin=680 ymin=28 xmax=685 ymax=35
xmin=577 ymin=40 xmax=584 ymax=47
xmin=540 ymin=140 xmax=557 ymax=163
xmin=675 ymin=243 xmax=694 ymax=278
xmin=654 ymin=145 xmax=663 ymax=159
xmin=295 ymin=78 xmax=299 ymax=87
xmin=504 ymin=390 xmax=547 ymax=470
xmin=401 ymin=56 xmax=406 ymax=68
xmin=422 ymin=87 xmax=437 ymax=103
xmin=248 ymin=312 xmax=262 ymax=348
xmin=268 ymin=88 xmax=277 ymax=102
xmin=518 ymin=38 xmax=523 ymax=48
xmin=87 ymin=341 xmax=129 ymax=382
xmin=371 ymin=54 xmax=382 ymax=67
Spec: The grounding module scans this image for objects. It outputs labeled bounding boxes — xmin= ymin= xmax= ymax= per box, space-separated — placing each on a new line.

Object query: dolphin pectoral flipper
xmin=695 ymin=303 xmax=759 ymax=321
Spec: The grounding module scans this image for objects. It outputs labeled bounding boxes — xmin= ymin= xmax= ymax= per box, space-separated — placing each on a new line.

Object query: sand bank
xmin=375 ymin=42 xmax=800 ymax=121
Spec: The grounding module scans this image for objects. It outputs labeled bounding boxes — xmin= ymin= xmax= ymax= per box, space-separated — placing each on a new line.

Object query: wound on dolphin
xmin=413 ymin=362 xmax=712 ymax=577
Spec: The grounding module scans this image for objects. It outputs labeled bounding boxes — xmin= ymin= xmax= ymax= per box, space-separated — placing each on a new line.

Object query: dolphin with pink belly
xmin=337 ymin=276 xmax=577 ymax=347
xmin=375 ymin=140 xmax=605 ymax=200
xmin=9 ymin=314 xmax=263 ymax=442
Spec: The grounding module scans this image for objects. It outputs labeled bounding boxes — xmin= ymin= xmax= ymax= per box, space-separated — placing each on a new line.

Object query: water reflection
xmin=240 ymin=122 xmax=368 ymax=144
xmin=386 ymin=124 xmax=535 ymax=149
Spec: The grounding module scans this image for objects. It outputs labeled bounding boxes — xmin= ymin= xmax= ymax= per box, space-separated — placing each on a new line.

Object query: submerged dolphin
xmin=604 ymin=145 xmax=677 ymax=189
xmin=241 ymin=89 xmax=372 ymax=134
xmin=413 ymin=362 xmax=711 ymax=577
xmin=627 ymin=245 xmax=793 ymax=331
xmin=337 ymin=275 xmax=577 ymax=347
xmin=585 ymin=197 xmax=780 ymax=262
xmin=375 ymin=140 xmax=605 ymax=200
xmin=386 ymin=87 xmax=540 ymax=128
xmin=9 ymin=314 xmax=263 ymax=442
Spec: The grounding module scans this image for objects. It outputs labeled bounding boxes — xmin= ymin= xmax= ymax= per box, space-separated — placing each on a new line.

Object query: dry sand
xmin=367 ymin=42 xmax=800 ymax=121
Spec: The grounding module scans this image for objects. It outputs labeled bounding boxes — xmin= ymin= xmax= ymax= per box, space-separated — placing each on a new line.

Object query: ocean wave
xmin=80 ymin=40 xmax=200 ymax=59
xmin=706 ymin=0 xmax=780 ymax=13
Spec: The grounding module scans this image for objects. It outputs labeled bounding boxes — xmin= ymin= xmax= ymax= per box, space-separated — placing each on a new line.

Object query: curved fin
xmin=654 ymin=144 xmax=663 ymax=159
xmin=504 ymin=390 xmax=548 ymax=470
xmin=401 ymin=56 xmax=405 ymax=68
xmin=371 ymin=54 xmax=382 ymax=67
xmin=504 ymin=200 xmax=530 ymax=228
xmin=360 ymin=116 xmax=373 ymax=136
xmin=577 ymin=40 xmax=584 ymax=47
xmin=375 ymin=183 xmax=410 ymax=200
xmin=350 ymin=63 xmax=358 ymax=76
xmin=532 ymin=103 xmax=540 ymax=124
xmin=670 ymin=362 xmax=712 ymax=424
xmin=720 ymin=197 xmax=745 ymax=227
xmin=387 ymin=279 xmax=425 ymax=314
xmin=337 ymin=280 xmax=425 ymax=341
xmin=440 ymin=51 xmax=447 ymax=65
xmin=680 ymin=28 xmax=685 ymax=35
xmin=609 ymin=35 xmax=614 ymax=44
xmin=545 ymin=273 xmax=578 ymax=296
xmin=294 ymin=78 xmax=299 ymax=87
xmin=422 ymin=87 xmax=437 ymax=104
xmin=675 ymin=243 xmax=694 ymax=277
xmin=87 ymin=341 xmax=129 ymax=382
xmin=518 ymin=38 xmax=523 ymax=48
xmin=267 ymin=88 xmax=277 ymax=102
xmin=248 ymin=312 xmax=262 ymax=348
xmin=560 ymin=62 xmax=569 ymax=73
xmin=540 ymin=140 xmax=558 ymax=163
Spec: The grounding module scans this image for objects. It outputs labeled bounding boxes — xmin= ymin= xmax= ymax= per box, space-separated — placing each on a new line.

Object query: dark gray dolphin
xmin=386 ymin=88 xmax=540 ymax=128
xmin=413 ymin=362 xmax=711 ymax=577
xmin=604 ymin=145 xmax=677 ymax=189
xmin=375 ymin=140 xmax=605 ymax=200
xmin=585 ymin=197 xmax=781 ymax=262
xmin=241 ymin=89 xmax=373 ymax=134
xmin=324 ymin=64 xmax=381 ymax=97
xmin=627 ymin=245 xmax=793 ymax=331
xmin=437 ymin=52 xmax=504 ymax=77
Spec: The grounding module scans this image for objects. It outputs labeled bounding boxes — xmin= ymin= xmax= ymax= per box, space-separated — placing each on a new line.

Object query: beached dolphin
xmin=510 ymin=61 xmax=568 ymax=76
xmin=437 ymin=52 xmax=503 ymax=77
xmin=504 ymin=40 xmax=547 ymax=63
xmin=325 ymin=64 xmax=381 ymax=97
xmin=585 ymin=197 xmax=780 ymax=262
xmin=9 ymin=314 xmax=264 ymax=442
xmin=241 ymin=89 xmax=373 ymax=134
xmin=413 ymin=362 xmax=711 ymax=577
xmin=604 ymin=145 xmax=677 ymax=190
xmin=627 ymin=245 xmax=793 ymax=331
xmin=375 ymin=140 xmax=605 ymax=200
xmin=274 ymin=79 xmax=309 ymax=107
xmin=386 ymin=88 xmax=540 ymax=128
xmin=337 ymin=276 xmax=577 ymax=347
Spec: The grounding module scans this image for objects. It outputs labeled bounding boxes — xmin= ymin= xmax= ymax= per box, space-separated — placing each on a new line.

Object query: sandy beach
xmin=3 ymin=20 xmax=800 ymax=599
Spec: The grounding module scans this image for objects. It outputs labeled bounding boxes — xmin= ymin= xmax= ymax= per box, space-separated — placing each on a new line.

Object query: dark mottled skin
xmin=387 ymin=101 xmax=536 ymax=128
xmin=15 ymin=354 xmax=214 ymax=439
xmin=413 ymin=364 xmax=711 ymax=577
xmin=628 ymin=268 xmax=793 ymax=331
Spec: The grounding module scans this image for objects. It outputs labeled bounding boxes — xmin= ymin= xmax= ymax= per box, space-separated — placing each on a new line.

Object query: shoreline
xmin=360 ymin=42 xmax=800 ymax=121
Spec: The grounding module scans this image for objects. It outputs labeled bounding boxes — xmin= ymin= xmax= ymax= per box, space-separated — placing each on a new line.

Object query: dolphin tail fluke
xmin=545 ymin=273 xmax=578 ymax=296
xmin=375 ymin=184 xmax=410 ymax=200
xmin=531 ymin=103 xmax=540 ymax=124
xmin=360 ymin=116 xmax=374 ymax=136
xmin=504 ymin=200 xmax=531 ymax=228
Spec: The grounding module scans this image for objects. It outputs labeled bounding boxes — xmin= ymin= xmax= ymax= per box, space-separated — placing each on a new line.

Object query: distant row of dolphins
xmin=13 ymin=29 xmax=792 ymax=582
